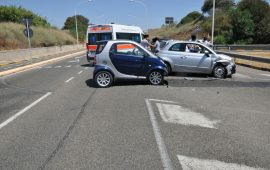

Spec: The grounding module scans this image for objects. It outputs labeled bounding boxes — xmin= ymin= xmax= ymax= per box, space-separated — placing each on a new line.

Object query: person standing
xmin=153 ymin=37 xmax=161 ymax=54
xmin=203 ymin=37 xmax=212 ymax=47
xmin=141 ymin=34 xmax=153 ymax=51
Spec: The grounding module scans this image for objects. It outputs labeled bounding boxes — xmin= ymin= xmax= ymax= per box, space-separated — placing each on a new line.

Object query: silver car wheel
xmin=96 ymin=72 xmax=112 ymax=87
xmin=149 ymin=71 xmax=163 ymax=85
xmin=214 ymin=66 xmax=226 ymax=78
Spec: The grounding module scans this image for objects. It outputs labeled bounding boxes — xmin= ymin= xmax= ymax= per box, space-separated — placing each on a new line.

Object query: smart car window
xmin=115 ymin=43 xmax=144 ymax=58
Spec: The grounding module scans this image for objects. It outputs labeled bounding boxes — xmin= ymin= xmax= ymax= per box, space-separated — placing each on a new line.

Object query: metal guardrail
xmin=214 ymin=44 xmax=270 ymax=51
xmin=217 ymin=51 xmax=270 ymax=64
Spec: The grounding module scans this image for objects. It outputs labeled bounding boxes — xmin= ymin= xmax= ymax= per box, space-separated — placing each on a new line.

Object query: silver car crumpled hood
xmin=216 ymin=54 xmax=233 ymax=62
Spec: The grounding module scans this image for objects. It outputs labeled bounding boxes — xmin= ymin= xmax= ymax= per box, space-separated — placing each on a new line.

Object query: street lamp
xmin=75 ymin=0 xmax=92 ymax=48
xmin=211 ymin=0 xmax=216 ymax=45
xmin=129 ymin=0 xmax=148 ymax=32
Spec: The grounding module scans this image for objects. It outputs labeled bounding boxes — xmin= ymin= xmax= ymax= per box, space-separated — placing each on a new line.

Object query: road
xmin=0 ymin=53 xmax=270 ymax=170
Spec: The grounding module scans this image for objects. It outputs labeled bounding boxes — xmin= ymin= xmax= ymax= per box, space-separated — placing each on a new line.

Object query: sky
xmin=0 ymin=0 xmax=269 ymax=30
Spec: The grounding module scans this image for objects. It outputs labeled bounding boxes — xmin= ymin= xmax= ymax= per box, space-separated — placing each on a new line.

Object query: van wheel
xmin=165 ymin=62 xmax=172 ymax=75
xmin=213 ymin=65 xmax=226 ymax=78
xmin=148 ymin=70 xmax=164 ymax=85
xmin=95 ymin=71 xmax=113 ymax=88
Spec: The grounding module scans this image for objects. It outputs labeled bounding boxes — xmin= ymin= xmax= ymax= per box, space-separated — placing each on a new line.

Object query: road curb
xmin=0 ymin=50 xmax=85 ymax=77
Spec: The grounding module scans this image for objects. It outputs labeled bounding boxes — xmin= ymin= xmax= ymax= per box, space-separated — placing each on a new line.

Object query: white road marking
xmin=234 ymin=73 xmax=252 ymax=79
xmin=261 ymin=74 xmax=270 ymax=77
xmin=78 ymin=71 xmax=83 ymax=74
xmin=84 ymin=67 xmax=88 ymax=70
xmin=67 ymin=60 xmax=78 ymax=63
xmin=149 ymin=99 xmax=178 ymax=104
xmin=0 ymin=92 xmax=52 ymax=130
xmin=44 ymin=66 xmax=52 ymax=69
xmin=65 ymin=65 xmax=71 ymax=68
xmin=156 ymin=103 xmax=220 ymax=129
xmin=65 ymin=77 xmax=74 ymax=83
xmin=55 ymin=66 xmax=62 ymax=68
xmin=177 ymin=155 xmax=264 ymax=170
xmin=145 ymin=99 xmax=173 ymax=170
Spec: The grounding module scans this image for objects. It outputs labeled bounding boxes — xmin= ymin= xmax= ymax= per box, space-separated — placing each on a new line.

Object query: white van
xmin=85 ymin=24 xmax=144 ymax=63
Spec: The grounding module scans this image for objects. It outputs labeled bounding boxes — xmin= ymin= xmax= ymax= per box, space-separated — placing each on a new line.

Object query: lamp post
xmin=75 ymin=0 xmax=92 ymax=48
xmin=129 ymin=0 xmax=148 ymax=32
xmin=211 ymin=0 xmax=216 ymax=45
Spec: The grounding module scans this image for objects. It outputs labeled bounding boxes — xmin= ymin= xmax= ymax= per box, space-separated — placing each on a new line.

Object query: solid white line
xmin=145 ymin=99 xmax=173 ymax=170
xmin=78 ymin=71 xmax=83 ymax=74
xmin=65 ymin=77 xmax=74 ymax=83
xmin=149 ymin=99 xmax=178 ymax=104
xmin=0 ymin=92 xmax=52 ymax=130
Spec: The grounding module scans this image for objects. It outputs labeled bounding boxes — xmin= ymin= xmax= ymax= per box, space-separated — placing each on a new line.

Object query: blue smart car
xmin=93 ymin=40 xmax=168 ymax=87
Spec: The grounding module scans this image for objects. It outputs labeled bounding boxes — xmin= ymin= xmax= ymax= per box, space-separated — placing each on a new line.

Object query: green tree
xmin=0 ymin=6 xmax=50 ymax=27
xmin=238 ymin=0 xmax=270 ymax=43
xmin=63 ymin=15 xmax=89 ymax=42
xmin=202 ymin=0 xmax=234 ymax=13
xmin=229 ymin=8 xmax=255 ymax=44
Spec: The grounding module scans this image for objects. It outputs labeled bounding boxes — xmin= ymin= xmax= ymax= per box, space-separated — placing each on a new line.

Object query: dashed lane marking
xmin=55 ymin=66 xmax=62 ymax=68
xmin=65 ymin=77 xmax=74 ymax=83
xmin=156 ymin=103 xmax=220 ymax=129
xmin=84 ymin=67 xmax=88 ymax=70
xmin=0 ymin=92 xmax=52 ymax=130
xmin=78 ymin=71 xmax=83 ymax=74
xmin=44 ymin=66 xmax=52 ymax=69
xmin=177 ymin=155 xmax=264 ymax=170
xmin=65 ymin=65 xmax=71 ymax=68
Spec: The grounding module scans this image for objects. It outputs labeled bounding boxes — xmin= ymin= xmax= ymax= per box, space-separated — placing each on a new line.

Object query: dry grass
xmin=0 ymin=22 xmax=76 ymax=50
xmin=236 ymin=58 xmax=270 ymax=70
xmin=148 ymin=21 xmax=203 ymax=40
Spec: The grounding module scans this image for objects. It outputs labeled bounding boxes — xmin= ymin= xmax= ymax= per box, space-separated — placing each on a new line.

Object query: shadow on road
xmin=86 ymin=79 xmax=153 ymax=88
xmin=80 ymin=64 xmax=94 ymax=68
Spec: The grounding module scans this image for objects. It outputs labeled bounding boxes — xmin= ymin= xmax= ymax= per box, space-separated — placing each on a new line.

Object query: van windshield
xmin=88 ymin=33 xmax=112 ymax=45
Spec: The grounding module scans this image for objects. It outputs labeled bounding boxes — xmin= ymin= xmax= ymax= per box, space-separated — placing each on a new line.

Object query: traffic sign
xmin=23 ymin=28 xmax=33 ymax=38
xmin=22 ymin=19 xmax=32 ymax=27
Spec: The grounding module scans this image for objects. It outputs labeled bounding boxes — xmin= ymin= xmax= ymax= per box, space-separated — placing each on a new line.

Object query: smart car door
xmin=109 ymin=43 xmax=144 ymax=76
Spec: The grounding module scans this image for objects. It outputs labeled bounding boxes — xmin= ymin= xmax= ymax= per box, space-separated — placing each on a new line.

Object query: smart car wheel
xmin=95 ymin=71 xmax=113 ymax=88
xmin=148 ymin=70 xmax=164 ymax=85
xmin=213 ymin=65 xmax=226 ymax=78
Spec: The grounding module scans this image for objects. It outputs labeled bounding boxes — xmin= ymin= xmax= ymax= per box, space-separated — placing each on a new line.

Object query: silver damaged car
xmin=158 ymin=40 xmax=236 ymax=78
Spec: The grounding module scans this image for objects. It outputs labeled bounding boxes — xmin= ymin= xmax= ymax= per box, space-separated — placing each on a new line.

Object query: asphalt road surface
xmin=0 ymin=53 xmax=269 ymax=170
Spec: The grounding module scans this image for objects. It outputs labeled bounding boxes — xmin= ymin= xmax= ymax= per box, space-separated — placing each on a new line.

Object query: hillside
xmin=149 ymin=21 xmax=203 ymax=41
xmin=0 ymin=22 xmax=76 ymax=50
xmin=149 ymin=11 xmax=205 ymax=41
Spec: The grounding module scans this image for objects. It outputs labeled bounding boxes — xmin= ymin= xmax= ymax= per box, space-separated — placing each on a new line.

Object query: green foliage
xmin=177 ymin=11 xmax=203 ymax=26
xmin=0 ymin=6 xmax=51 ymax=27
xmin=238 ymin=0 xmax=270 ymax=43
xmin=63 ymin=15 xmax=89 ymax=42
xmin=229 ymin=8 xmax=254 ymax=44
xmin=214 ymin=35 xmax=226 ymax=44
xmin=202 ymin=0 xmax=234 ymax=13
